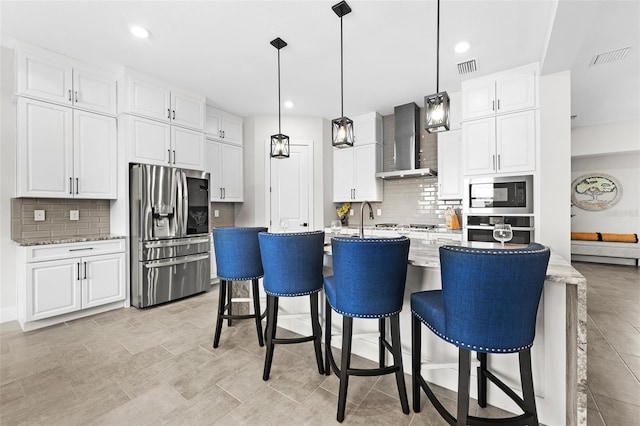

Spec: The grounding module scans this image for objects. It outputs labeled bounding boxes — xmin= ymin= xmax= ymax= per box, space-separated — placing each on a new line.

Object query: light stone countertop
xmin=12 ymin=234 xmax=126 ymax=247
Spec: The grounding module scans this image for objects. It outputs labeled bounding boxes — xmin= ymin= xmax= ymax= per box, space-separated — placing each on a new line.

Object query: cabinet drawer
xmin=27 ymin=239 xmax=125 ymax=263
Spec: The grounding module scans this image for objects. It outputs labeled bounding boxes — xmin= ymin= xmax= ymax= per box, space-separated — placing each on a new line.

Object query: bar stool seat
xmin=411 ymin=243 xmax=551 ymax=426
xmin=212 ymin=227 xmax=268 ymax=348
xmin=258 ymin=230 xmax=325 ymax=381
xmin=324 ymin=236 xmax=411 ymax=423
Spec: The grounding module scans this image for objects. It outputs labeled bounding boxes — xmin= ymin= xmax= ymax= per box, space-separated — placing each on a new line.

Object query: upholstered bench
xmin=571 ymin=240 xmax=640 ymax=266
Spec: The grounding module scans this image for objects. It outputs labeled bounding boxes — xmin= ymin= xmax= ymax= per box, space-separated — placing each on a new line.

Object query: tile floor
xmin=0 ymin=261 xmax=638 ymax=425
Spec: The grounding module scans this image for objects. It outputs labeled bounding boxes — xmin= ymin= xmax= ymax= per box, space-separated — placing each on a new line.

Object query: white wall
xmin=571 ymin=152 xmax=640 ymax=235
xmin=572 ymin=119 xmax=640 ymax=157
xmin=0 ymin=46 xmax=17 ymax=321
xmin=237 ymin=115 xmax=332 ymax=230
xmin=539 ymin=71 xmax=572 ymax=261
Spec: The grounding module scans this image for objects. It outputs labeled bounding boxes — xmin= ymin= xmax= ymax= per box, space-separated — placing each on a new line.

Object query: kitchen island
xmin=278 ymin=235 xmax=586 ymax=426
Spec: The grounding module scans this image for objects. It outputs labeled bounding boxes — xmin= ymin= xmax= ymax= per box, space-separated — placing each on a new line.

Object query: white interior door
xmin=270 ymin=143 xmax=312 ymax=233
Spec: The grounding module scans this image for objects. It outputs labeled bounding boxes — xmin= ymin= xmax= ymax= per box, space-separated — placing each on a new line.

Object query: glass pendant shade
xmin=424 ymin=91 xmax=450 ymax=133
xmin=270 ymin=133 xmax=290 ymax=159
xmin=332 ymin=116 xmax=354 ymax=148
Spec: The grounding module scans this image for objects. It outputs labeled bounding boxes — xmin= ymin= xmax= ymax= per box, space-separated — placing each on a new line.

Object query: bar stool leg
xmin=520 ymin=349 xmax=539 ymax=425
xmin=325 ymin=303 xmax=332 ymax=376
xmin=457 ymin=348 xmax=471 ymax=426
xmin=390 ymin=314 xmax=410 ymax=414
xmin=477 ymin=352 xmax=488 ymax=408
xmin=227 ymin=281 xmax=233 ymax=326
xmin=263 ymin=295 xmax=277 ymax=380
xmin=411 ymin=314 xmax=422 ymax=413
xmin=337 ymin=316 xmax=353 ymax=423
xmin=379 ymin=318 xmax=386 ymax=368
xmin=310 ymin=292 xmax=325 ymax=375
xmin=213 ymin=279 xmax=227 ymax=348
xmin=252 ymin=278 xmax=264 ymax=347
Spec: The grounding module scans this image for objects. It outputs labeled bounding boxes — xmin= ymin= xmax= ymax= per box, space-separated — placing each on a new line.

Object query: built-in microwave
xmin=466 ymin=175 xmax=533 ymax=214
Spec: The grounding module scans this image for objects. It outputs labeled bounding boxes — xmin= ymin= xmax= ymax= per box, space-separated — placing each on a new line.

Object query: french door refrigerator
xmin=130 ymin=164 xmax=211 ymax=308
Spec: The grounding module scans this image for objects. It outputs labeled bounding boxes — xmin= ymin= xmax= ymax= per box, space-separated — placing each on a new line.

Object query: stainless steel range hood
xmin=375 ymin=102 xmax=437 ymax=180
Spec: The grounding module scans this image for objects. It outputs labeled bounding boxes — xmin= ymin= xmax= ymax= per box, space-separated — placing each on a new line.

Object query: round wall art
xmin=571 ymin=173 xmax=622 ymax=211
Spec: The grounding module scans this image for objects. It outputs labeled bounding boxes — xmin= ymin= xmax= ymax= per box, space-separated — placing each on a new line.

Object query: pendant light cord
xmin=277 ymin=48 xmax=282 ymax=134
xmin=340 ymin=16 xmax=344 ymax=118
xmin=436 ymin=0 xmax=440 ymax=93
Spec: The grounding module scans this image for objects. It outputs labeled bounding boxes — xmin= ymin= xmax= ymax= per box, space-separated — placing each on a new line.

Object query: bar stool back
xmin=324 ymin=236 xmax=411 ymax=422
xmin=258 ymin=230 xmax=325 ymax=380
xmin=411 ymin=243 xmax=551 ymax=425
xmin=212 ymin=227 xmax=268 ymax=348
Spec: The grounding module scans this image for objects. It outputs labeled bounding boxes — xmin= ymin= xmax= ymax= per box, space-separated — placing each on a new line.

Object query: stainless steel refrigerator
xmin=130 ymin=164 xmax=211 ymax=308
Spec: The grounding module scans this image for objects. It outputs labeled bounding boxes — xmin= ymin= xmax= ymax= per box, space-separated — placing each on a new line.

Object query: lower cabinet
xmin=18 ymin=239 xmax=126 ymax=329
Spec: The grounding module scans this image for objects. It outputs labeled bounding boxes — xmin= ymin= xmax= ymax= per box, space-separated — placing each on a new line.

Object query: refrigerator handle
xmin=180 ymin=171 xmax=189 ymax=235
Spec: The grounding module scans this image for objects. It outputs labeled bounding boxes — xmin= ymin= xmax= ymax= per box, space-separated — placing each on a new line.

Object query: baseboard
xmin=0 ymin=306 xmax=18 ymax=323
xmin=571 ymin=254 xmax=637 ymax=266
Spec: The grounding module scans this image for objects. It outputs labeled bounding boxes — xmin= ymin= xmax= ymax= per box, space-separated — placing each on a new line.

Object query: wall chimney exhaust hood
xmin=375 ymin=102 xmax=437 ymax=180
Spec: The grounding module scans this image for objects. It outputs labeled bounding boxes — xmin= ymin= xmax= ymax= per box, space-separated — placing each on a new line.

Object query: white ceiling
xmin=1 ymin=0 xmax=638 ymax=128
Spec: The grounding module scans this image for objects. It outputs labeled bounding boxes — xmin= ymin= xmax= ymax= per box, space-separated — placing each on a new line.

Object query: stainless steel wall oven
xmin=466 ymin=215 xmax=535 ymax=244
xmin=130 ymin=164 xmax=211 ymax=308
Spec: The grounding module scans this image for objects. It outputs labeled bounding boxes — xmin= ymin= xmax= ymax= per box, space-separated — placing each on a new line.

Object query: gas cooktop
xmin=374 ymin=223 xmax=438 ymax=230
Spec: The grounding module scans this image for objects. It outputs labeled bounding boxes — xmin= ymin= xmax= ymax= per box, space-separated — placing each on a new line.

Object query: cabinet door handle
xmin=223 ymin=188 xmax=226 ymax=199
xmin=74 ymin=91 xmax=78 ymax=103
xmin=69 ymin=177 xmax=73 ymax=194
xmin=75 ymin=178 xmax=79 ymax=194
xmin=83 ymin=262 xmax=87 ymax=280
xmin=168 ymin=149 xmax=171 ymax=164
xmin=167 ymin=108 xmax=171 ymax=119
xmin=492 ymin=100 xmax=495 ymax=111
xmin=222 ymin=130 xmax=225 ymax=138
xmin=497 ymin=99 xmax=500 ymax=111
xmin=497 ymin=154 xmax=501 ymax=170
xmin=492 ymin=155 xmax=496 ymax=171
xmin=220 ymin=188 xmax=223 ymax=199
xmin=172 ymin=150 xmax=176 ymax=164
xmin=77 ymin=262 xmax=81 ymax=281
xmin=68 ymin=90 xmax=72 ymax=102
xmin=172 ymin=110 xmax=176 ymax=120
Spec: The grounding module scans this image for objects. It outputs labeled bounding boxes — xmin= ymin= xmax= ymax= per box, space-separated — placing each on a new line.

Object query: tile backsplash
xmin=11 ymin=198 xmax=110 ymax=240
xmin=335 ymin=109 xmax=462 ymax=227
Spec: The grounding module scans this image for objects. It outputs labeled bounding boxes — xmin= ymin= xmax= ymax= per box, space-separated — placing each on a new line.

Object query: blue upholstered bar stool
xmin=411 ymin=243 xmax=551 ymax=426
xmin=212 ymin=227 xmax=268 ymax=348
xmin=258 ymin=230 xmax=325 ymax=381
xmin=324 ymin=236 xmax=411 ymax=423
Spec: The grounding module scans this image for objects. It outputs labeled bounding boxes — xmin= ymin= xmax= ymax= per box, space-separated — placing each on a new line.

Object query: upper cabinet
xmin=205 ymin=138 xmax=243 ymax=202
xmin=437 ymin=130 xmax=463 ymax=200
xmin=17 ymin=98 xmax=117 ymax=199
xmin=461 ymin=63 xmax=537 ymax=121
xmin=353 ymin=112 xmax=383 ymax=144
xmin=118 ymin=70 xmax=206 ymax=131
xmin=206 ymin=107 xmax=243 ymax=145
xmin=16 ymin=43 xmax=117 ymax=116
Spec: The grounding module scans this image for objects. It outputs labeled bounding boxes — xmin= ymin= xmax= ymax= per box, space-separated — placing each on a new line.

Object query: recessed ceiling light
xmin=130 ymin=26 xmax=149 ymax=39
xmin=284 ymin=101 xmax=294 ymax=109
xmin=454 ymin=41 xmax=470 ymax=54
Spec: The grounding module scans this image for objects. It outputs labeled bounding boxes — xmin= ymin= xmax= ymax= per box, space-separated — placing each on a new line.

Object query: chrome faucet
xmin=360 ymin=201 xmax=374 ymax=238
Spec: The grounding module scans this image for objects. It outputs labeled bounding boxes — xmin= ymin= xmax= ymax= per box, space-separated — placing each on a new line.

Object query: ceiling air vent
xmin=457 ymin=58 xmax=477 ymax=75
xmin=590 ymin=46 xmax=631 ymax=66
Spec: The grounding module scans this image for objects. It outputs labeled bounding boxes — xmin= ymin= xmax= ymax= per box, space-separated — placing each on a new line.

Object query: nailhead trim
xmin=327 ymin=299 xmax=401 ymax=319
xmin=332 ymin=237 xmax=409 ymax=244
xmin=259 ymin=231 xmax=324 ymax=237
xmin=265 ymin=288 xmax=322 ymax=297
xmin=411 ymin=310 xmax=532 ymax=354
xmin=441 ymin=245 xmax=548 ymax=255
xmin=218 ymin=275 xmax=263 ymax=281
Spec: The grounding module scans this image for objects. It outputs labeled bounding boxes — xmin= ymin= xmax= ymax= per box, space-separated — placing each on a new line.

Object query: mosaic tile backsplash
xmin=336 ymin=110 xmax=462 ymax=227
xmin=12 ymin=198 xmax=110 ymax=240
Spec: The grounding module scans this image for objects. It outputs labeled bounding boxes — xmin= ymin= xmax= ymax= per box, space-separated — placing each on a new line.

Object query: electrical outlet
xmin=34 ymin=210 xmax=45 ymax=221
xmin=349 ymin=209 xmax=354 ymax=216
xmin=377 ymin=208 xmax=382 ymax=216
xmin=70 ymin=210 xmax=79 ymax=221
xmin=214 ymin=210 xmax=220 ymax=218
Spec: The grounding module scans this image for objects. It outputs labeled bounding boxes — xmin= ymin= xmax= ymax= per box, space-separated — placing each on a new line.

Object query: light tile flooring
xmin=0 ymin=261 xmax=637 ymax=425
xmin=572 ymin=261 xmax=640 ymax=426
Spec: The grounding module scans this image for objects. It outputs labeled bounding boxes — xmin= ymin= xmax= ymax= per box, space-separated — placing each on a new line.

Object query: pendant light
xmin=270 ymin=37 xmax=290 ymax=159
xmin=331 ymin=1 xmax=354 ymax=148
xmin=424 ymin=0 xmax=450 ymax=133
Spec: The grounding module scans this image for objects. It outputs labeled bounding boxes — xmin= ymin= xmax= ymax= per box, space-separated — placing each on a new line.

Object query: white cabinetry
xmin=121 ymin=115 xmax=205 ymax=171
xmin=16 ymin=44 xmax=116 ymax=116
xmin=461 ymin=64 xmax=537 ymax=121
xmin=205 ymin=138 xmax=243 ymax=202
xmin=437 ymin=130 xmax=463 ymax=200
xmin=206 ymin=107 xmax=243 ymax=145
xmin=119 ymin=71 xmax=206 ymax=131
xmin=462 ymin=110 xmax=536 ymax=176
xmin=353 ymin=112 xmax=383 ymax=144
xmin=17 ymin=98 xmax=117 ymax=198
xmin=18 ymin=239 xmax=126 ymax=331
xmin=333 ymin=143 xmax=383 ymax=202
